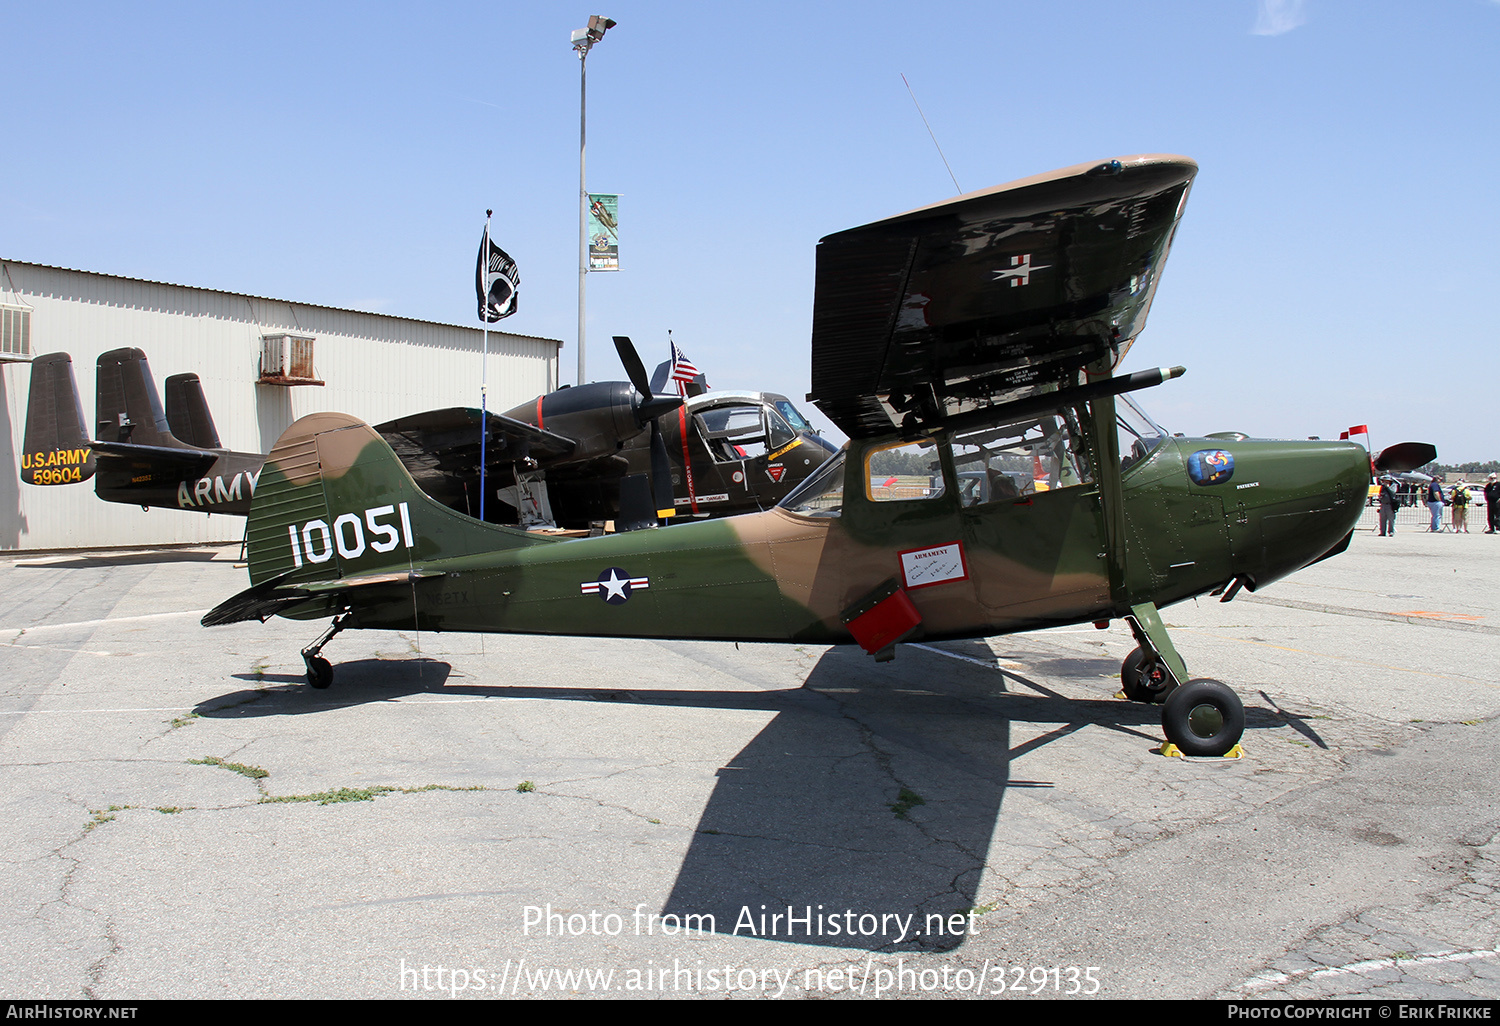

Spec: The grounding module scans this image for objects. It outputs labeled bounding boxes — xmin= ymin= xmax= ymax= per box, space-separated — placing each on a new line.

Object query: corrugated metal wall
xmin=0 ymin=261 xmax=561 ymax=550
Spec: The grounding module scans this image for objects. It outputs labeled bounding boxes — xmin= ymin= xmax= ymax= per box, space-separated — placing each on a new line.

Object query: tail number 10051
xmin=287 ymin=503 xmax=414 ymax=567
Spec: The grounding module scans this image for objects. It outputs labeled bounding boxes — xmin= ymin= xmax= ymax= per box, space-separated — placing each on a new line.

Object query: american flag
xmin=668 ymin=341 xmax=699 ymax=393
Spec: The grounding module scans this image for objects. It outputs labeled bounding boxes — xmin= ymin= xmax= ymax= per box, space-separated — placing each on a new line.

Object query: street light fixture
xmin=573 ymin=15 xmax=615 ymax=386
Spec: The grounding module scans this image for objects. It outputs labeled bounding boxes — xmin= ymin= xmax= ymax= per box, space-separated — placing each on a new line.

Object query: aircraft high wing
xmin=204 ymin=154 xmax=1411 ymax=760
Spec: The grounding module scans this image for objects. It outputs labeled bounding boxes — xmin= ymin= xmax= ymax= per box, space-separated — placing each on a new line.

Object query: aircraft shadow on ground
xmin=196 ymin=642 xmax=1289 ymax=951
xmin=16 ymin=548 xmax=233 ymax=569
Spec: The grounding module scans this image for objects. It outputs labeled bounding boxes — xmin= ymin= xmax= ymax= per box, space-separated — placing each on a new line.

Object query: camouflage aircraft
xmin=204 ymin=154 xmax=1429 ymax=757
xmin=21 ymin=340 xmax=835 ymax=528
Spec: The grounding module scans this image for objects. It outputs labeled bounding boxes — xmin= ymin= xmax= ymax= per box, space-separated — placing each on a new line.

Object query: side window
xmin=951 ymin=409 xmax=1094 ymax=507
xmin=866 ymin=439 xmax=945 ymax=502
xmin=765 ymin=408 xmax=796 ymax=451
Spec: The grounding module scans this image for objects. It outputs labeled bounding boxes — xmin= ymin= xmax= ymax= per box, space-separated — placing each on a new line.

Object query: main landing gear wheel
xmin=305 ymin=655 xmax=333 ymax=690
xmin=1161 ymin=679 xmax=1244 ymax=757
xmin=1121 ymin=646 xmax=1173 ymax=704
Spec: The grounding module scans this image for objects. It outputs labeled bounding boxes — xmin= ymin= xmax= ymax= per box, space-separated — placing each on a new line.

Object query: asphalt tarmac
xmin=1 ymin=525 xmax=1496 ymax=1000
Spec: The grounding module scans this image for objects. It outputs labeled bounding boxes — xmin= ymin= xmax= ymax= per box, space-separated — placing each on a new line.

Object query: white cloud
xmin=1252 ymin=0 xmax=1309 ymax=36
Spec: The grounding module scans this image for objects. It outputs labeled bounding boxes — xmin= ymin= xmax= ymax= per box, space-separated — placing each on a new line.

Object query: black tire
xmin=1121 ymin=647 xmax=1172 ymax=704
xmin=1161 ymin=678 xmax=1244 ymax=756
xmin=306 ymin=656 xmax=333 ymax=690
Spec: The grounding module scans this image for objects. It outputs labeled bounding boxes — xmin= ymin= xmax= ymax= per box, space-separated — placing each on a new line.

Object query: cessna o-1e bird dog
xmin=204 ymin=155 xmax=1432 ymax=757
xmin=22 ymin=343 xmax=834 ymax=528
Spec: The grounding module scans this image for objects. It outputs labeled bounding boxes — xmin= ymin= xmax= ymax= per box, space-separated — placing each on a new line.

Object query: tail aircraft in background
xmin=22 ymin=348 xmax=265 ymax=514
xmin=202 ymin=154 xmax=1437 ymax=758
xmin=20 ymin=341 xmax=836 ymax=529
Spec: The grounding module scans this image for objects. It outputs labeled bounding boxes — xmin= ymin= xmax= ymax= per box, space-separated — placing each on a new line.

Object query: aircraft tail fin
xmin=245 ymin=411 xmax=554 ymax=589
xmin=21 ymin=352 xmax=96 ymax=485
xmin=164 ymin=373 xmax=222 ymax=449
xmin=95 ymin=347 xmax=183 ymax=447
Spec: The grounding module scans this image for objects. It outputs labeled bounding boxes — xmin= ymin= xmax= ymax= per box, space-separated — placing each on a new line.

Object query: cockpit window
xmin=866 ymin=438 xmax=945 ymax=501
xmin=698 ymin=405 xmax=769 ymax=460
xmin=1117 ymin=395 xmax=1168 ymax=472
xmin=774 ymin=400 xmax=812 ymax=433
xmin=950 ymin=408 xmax=1094 ymax=506
xmin=778 ymin=450 xmax=845 ymax=517
xmin=765 ymin=408 xmax=796 ymax=451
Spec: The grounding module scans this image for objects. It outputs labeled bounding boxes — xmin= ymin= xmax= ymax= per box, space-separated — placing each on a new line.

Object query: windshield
xmin=773 ymin=399 xmax=813 ymax=432
xmin=1117 ymin=394 xmax=1168 ymax=471
xmin=778 ymin=450 xmax=845 ymax=517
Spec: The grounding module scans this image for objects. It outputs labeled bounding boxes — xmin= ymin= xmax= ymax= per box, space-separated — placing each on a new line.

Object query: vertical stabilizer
xmin=22 ymin=353 xmax=95 ymax=485
xmin=95 ymin=347 xmax=175 ymax=446
xmin=164 ymin=373 xmax=223 ymax=449
xmin=246 ymin=412 xmax=553 ymax=588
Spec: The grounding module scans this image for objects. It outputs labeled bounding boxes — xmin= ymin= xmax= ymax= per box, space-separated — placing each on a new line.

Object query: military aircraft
xmin=203 ymin=153 xmax=1432 ymax=757
xmin=381 ymin=335 xmax=836 ymax=529
xmin=21 ymin=342 xmax=835 ymax=528
xmin=22 ymin=348 xmax=265 ymax=513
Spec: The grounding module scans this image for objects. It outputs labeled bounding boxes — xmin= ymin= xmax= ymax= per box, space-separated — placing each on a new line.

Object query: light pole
xmin=572 ymin=14 xmax=615 ymax=386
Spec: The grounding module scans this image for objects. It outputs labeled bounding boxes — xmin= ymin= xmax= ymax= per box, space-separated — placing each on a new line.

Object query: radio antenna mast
xmin=901 ymin=73 xmax=962 ymax=196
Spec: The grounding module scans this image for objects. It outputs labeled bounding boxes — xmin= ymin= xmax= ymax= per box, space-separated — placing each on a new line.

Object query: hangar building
xmin=0 ymin=259 xmax=562 ymax=551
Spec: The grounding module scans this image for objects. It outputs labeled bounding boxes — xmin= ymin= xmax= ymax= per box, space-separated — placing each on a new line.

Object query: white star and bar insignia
xmin=992 ymin=253 xmax=1050 ymax=287
xmin=580 ymin=567 xmax=650 ymax=605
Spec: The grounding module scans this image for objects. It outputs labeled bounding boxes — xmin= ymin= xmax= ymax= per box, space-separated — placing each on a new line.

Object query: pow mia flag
xmin=475 ymin=225 xmax=520 ymax=322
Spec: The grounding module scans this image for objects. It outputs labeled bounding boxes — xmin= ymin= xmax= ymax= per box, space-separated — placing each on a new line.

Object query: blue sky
xmin=5 ymin=1 xmax=1497 ymax=460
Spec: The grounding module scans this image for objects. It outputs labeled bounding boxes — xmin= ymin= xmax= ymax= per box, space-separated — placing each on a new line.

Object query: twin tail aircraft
xmin=203 ymin=154 xmax=1434 ymax=758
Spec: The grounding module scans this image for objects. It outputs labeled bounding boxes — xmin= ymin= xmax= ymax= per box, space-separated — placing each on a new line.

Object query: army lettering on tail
xmin=176 ymin=469 xmax=264 ymax=510
xmin=21 ymin=353 xmax=96 ymax=486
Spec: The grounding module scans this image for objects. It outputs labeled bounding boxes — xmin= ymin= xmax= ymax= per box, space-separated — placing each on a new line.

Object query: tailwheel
xmin=300 ymin=612 xmax=351 ymax=690
xmin=1120 ymin=646 xmax=1173 ymax=704
xmin=305 ymin=655 xmax=333 ymax=690
xmin=1161 ymin=679 xmax=1244 ymax=757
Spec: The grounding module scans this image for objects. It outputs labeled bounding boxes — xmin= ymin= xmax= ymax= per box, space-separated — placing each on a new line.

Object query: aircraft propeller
xmin=613 ymin=335 xmax=683 ymax=524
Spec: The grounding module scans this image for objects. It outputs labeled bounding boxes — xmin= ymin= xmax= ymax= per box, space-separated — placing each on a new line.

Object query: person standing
xmin=1378 ymin=476 xmax=1400 ymax=536
xmin=1485 ymin=474 xmax=1500 ymax=533
xmin=1451 ymin=482 xmax=1470 ymax=533
xmin=1426 ymin=477 xmax=1446 ymax=532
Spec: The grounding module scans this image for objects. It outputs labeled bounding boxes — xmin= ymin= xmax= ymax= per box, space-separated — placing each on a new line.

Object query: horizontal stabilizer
xmin=203 ymin=566 xmax=448 ymax=626
xmin=89 ymin=439 xmax=219 ymax=472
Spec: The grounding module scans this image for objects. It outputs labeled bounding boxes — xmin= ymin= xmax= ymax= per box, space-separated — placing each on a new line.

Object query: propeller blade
xmin=613 ymin=336 xmax=653 ymax=399
xmin=650 ymin=418 xmax=674 ymax=519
